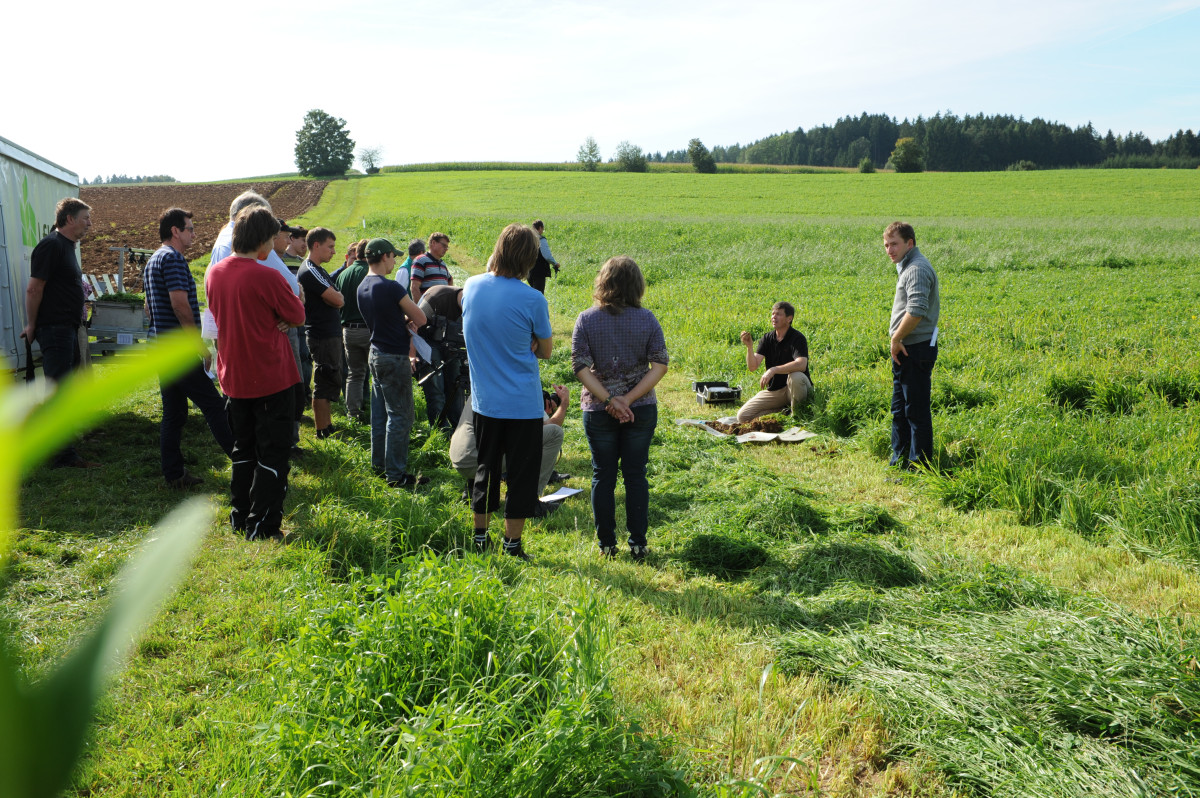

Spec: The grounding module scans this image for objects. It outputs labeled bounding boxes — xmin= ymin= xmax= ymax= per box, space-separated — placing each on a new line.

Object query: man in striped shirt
xmin=410 ymin=232 xmax=452 ymax=302
xmin=144 ymin=207 xmax=234 ymax=489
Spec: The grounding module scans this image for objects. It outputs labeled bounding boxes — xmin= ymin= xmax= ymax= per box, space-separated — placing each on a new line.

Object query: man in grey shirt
xmin=884 ymin=221 xmax=940 ymax=469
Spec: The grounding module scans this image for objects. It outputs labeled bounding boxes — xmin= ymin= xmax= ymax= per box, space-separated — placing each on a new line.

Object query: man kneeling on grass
xmin=205 ymin=208 xmax=306 ymax=541
xmin=736 ymin=301 xmax=812 ymax=423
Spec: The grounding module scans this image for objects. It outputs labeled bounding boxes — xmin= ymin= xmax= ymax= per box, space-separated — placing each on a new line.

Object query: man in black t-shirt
xmin=736 ymin=301 xmax=812 ymax=423
xmin=296 ymin=227 xmax=344 ymax=439
xmin=22 ymin=197 xmax=98 ymax=468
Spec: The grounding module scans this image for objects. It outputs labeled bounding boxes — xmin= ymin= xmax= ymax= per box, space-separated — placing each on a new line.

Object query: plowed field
xmin=78 ymin=180 xmax=328 ymax=291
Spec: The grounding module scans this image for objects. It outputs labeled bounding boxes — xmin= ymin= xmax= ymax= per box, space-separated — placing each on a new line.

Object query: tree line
xmin=81 ymin=174 xmax=178 ymax=185
xmin=642 ymin=112 xmax=1200 ymax=171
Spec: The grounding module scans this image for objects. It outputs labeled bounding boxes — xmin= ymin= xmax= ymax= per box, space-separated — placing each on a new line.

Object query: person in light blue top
xmin=462 ymin=223 xmax=553 ymax=561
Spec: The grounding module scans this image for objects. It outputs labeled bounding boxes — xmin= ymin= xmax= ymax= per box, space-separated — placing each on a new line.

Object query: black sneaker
xmin=630 ymin=545 xmax=649 ymax=563
xmin=290 ymin=445 xmax=307 ymax=458
xmin=599 ymin=545 xmax=618 ymax=560
xmin=387 ymin=473 xmax=430 ymax=488
xmin=502 ymin=537 xmax=531 ymax=562
xmin=474 ymin=535 xmax=493 ymax=554
xmin=167 ymin=471 xmax=204 ymax=490
xmin=548 ymin=470 xmax=571 ymax=484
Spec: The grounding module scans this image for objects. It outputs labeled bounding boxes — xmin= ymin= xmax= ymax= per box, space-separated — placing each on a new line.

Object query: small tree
xmin=687 ymin=138 xmax=717 ymax=174
xmin=889 ymin=137 xmax=924 ymax=173
xmin=614 ymin=141 xmax=647 ymax=173
xmin=577 ymin=136 xmax=601 ymax=171
xmin=295 ymin=109 xmax=355 ymax=177
xmin=358 ymin=145 xmax=383 ymax=174
xmin=858 ymin=157 xmax=876 ymax=173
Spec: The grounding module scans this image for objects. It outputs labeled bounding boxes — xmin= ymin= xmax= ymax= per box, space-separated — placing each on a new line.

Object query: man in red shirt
xmin=205 ymin=208 xmax=306 ymax=541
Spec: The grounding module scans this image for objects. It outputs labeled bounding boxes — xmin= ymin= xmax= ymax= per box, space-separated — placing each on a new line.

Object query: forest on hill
xmin=649 ymin=112 xmax=1200 ymax=170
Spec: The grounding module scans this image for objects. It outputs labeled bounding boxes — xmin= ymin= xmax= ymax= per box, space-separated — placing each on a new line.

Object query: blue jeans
xmin=369 ymin=349 xmax=414 ymax=480
xmin=160 ymin=360 xmax=235 ymax=480
xmin=37 ymin=324 xmax=82 ymax=465
xmin=891 ymin=339 xmax=937 ymax=466
xmin=583 ymin=404 xmax=657 ymax=549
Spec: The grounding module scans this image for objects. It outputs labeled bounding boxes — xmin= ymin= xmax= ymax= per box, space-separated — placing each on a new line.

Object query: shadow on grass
xmin=18 ymin=411 xmax=230 ymax=537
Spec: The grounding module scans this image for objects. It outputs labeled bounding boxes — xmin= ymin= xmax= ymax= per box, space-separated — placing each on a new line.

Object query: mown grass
xmin=7 ymin=168 xmax=1200 ymax=797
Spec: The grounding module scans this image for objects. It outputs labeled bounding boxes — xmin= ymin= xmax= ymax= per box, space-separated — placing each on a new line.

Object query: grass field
xmin=7 ymin=168 xmax=1200 ymax=796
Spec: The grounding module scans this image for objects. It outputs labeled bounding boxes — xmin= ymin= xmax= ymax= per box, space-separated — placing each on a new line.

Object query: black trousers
xmin=472 ymin=414 xmax=543 ymax=519
xmin=527 ymin=270 xmax=547 ymax=293
xmin=227 ymin=387 xmax=293 ymax=539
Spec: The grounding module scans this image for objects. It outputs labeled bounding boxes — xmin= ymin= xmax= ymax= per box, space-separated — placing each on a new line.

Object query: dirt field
xmin=78 ymin=181 xmax=328 ymax=291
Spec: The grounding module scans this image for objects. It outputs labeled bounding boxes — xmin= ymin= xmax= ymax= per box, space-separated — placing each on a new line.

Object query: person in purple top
xmin=571 ymin=256 xmax=669 ymax=562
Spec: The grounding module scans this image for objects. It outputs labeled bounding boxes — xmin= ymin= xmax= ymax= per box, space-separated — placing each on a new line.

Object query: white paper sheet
xmin=541 ymin=486 xmax=582 ymax=502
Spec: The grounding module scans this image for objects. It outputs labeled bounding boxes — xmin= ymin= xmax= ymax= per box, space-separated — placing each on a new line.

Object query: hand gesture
xmin=759 ymin=367 xmax=775 ymax=389
xmin=740 ymin=330 xmax=754 ymax=348
xmin=607 ymin=394 xmax=635 ymax=423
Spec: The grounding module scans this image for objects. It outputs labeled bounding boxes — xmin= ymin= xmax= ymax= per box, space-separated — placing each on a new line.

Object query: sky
xmin=3 ymin=0 xmax=1198 ymax=182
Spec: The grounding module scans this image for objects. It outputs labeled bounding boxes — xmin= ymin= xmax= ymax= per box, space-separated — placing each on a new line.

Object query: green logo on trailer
xmin=20 ymin=175 xmax=39 ymax=247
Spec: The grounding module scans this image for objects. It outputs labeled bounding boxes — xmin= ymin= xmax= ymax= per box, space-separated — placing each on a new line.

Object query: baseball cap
xmin=277 ymin=219 xmax=306 ymax=235
xmin=365 ymin=238 xmax=400 ymax=258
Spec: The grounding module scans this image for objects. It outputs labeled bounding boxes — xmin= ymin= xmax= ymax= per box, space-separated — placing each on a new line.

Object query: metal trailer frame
xmin=0 ymin=135 xmax=80 ymax=371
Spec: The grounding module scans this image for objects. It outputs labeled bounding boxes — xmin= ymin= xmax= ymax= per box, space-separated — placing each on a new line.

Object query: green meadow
xmin=7 ymin=168 xmax=1200 ymax=797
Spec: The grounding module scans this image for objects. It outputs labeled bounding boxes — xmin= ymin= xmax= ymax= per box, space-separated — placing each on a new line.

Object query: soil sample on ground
xmin=707 ymin=418 xmax=784 ymax=435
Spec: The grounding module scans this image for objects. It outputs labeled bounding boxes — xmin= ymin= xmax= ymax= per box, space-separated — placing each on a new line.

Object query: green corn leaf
xmin=0 ymin=497 xmax=211 ymax=797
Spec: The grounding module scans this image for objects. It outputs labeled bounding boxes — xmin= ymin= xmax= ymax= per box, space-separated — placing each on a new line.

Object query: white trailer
xmin=0 ymin=135 xmax=80 ymax=370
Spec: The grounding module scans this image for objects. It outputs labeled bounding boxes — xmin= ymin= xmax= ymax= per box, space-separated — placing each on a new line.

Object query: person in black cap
xmin=356 ymin=238 xmax=429 ymax=488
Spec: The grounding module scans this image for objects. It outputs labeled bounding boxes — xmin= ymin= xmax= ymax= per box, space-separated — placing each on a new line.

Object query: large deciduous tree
xmin=295 ymin=110 xmax=355 ymax=177
xmin=889 ymin=137 xmax=925 ymax=173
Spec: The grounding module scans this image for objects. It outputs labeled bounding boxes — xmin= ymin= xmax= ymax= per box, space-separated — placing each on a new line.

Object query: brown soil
xmin=707 ymin=418 xmax=784 ymax=435
xmin=78 ymin=180 xmax=328 ymax=291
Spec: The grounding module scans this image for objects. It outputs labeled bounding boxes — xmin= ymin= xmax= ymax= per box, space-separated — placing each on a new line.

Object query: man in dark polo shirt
xmin=735 ymin=301 xmax=812 ymax=423
xmin=22 ymin=197 xmax=97 ymax=468
xmin=409 ymin=232 xmax=452 ymax=302
xmin=143 ymin=207 xmax=235 ymax=488
xmin=296 ymin=227 xmax=344 ymax=439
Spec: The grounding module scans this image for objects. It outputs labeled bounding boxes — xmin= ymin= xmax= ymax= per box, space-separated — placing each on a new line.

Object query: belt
xmin=342 ymin=322 xmax=368 ymax=329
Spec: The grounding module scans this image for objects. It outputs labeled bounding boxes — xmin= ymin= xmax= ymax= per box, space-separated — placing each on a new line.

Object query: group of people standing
xmin=24 ymin=191 xmax=938 ymax=560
